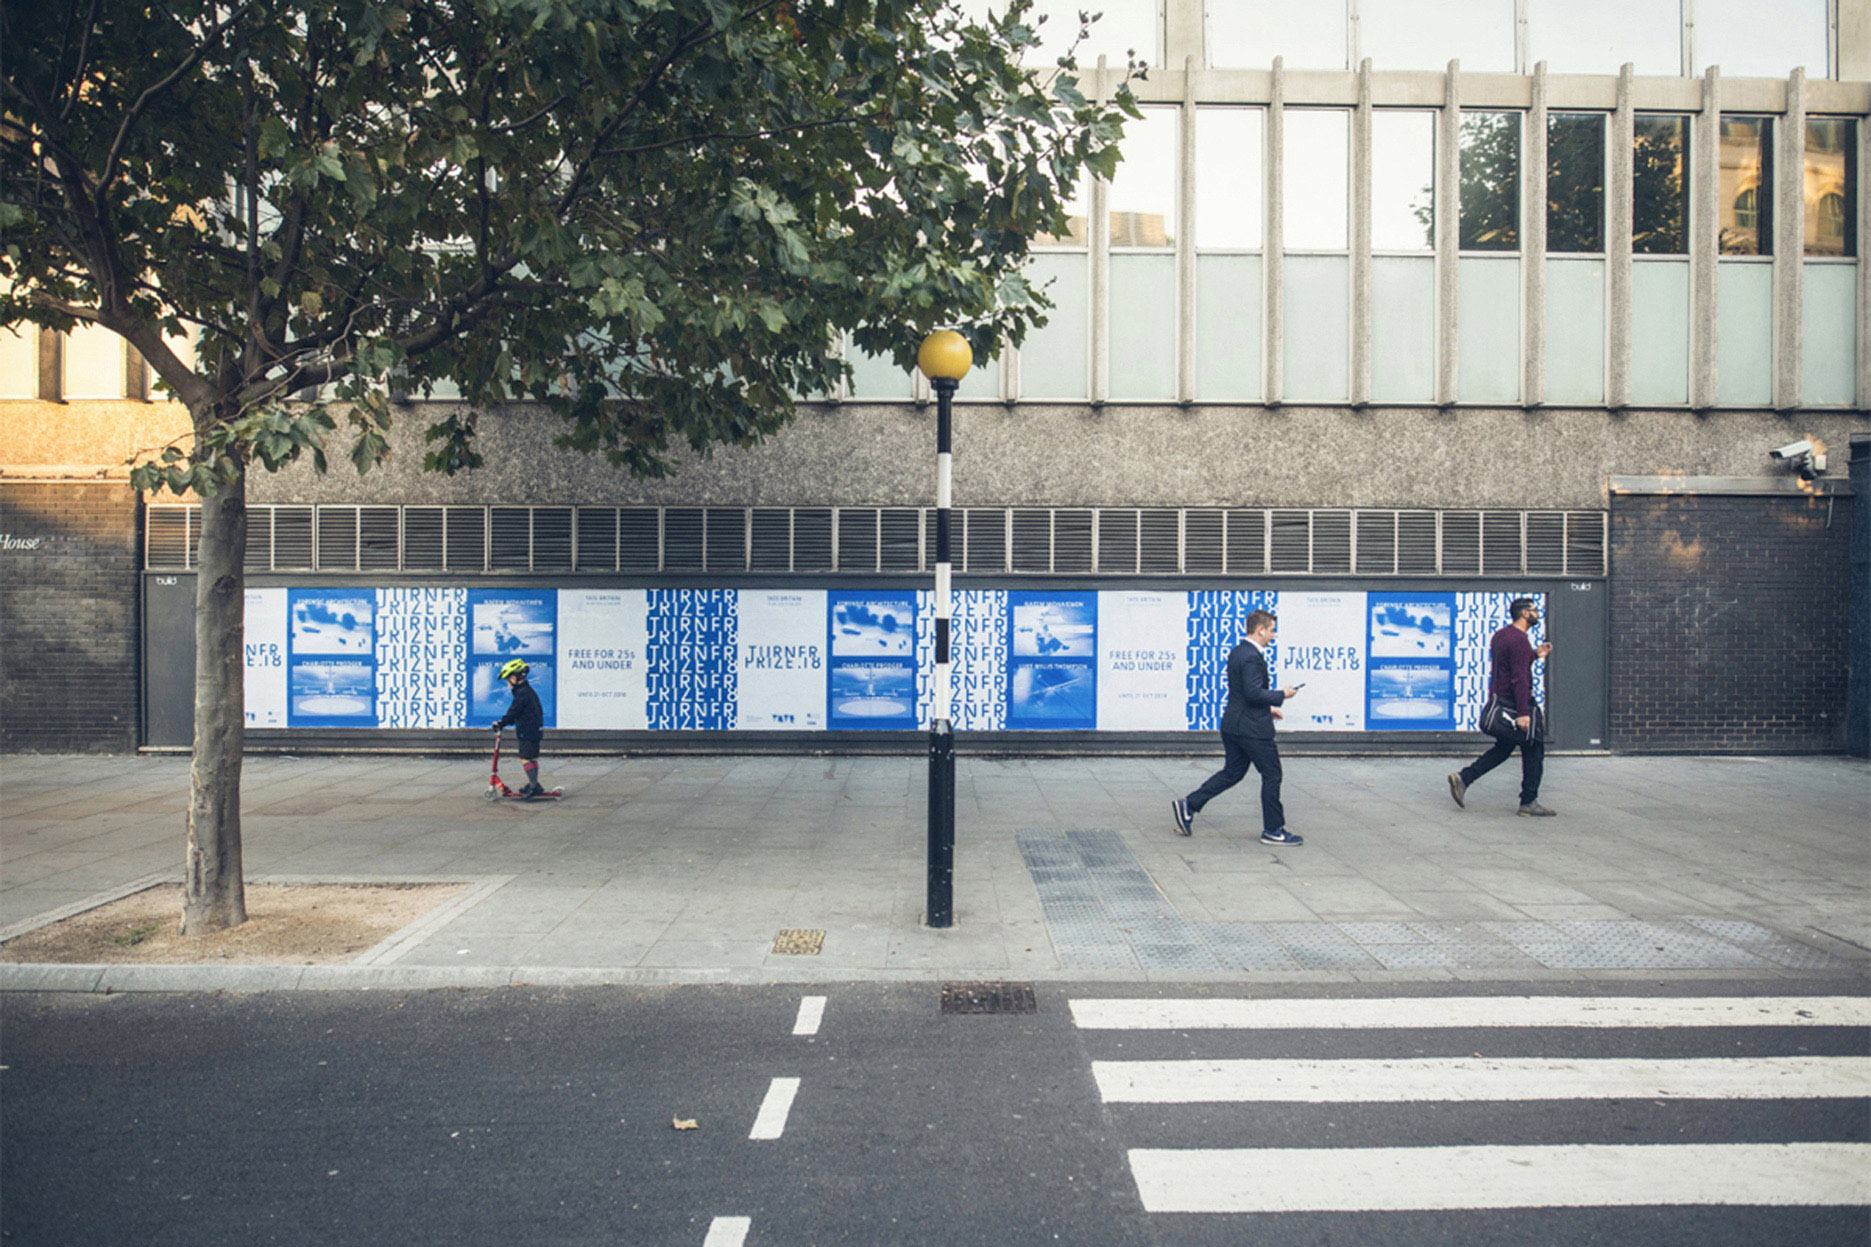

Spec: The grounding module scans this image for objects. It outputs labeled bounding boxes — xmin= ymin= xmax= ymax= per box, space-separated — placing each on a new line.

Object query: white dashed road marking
xmin=749 ymin=1077 xmax=801 ymax=1141
xmin=702 ymin=1215 xmax=751 ymax=1246
xmin=793 ymin=996 xmax=826 ymax=1036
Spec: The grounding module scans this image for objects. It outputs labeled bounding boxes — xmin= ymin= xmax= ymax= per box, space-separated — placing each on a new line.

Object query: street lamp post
xmin=917 ymin=330 xmax=971 ymax=929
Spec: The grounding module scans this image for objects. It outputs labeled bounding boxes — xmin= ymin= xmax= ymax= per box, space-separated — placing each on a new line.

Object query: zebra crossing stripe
xmin=1069 ymin=996 xmax=1871 ymax=1031
xmin=1093 ymin=1055 xmax=1871 ymax=1102
xmin=1128 ymin=1143 xmax=1871 ymax=1212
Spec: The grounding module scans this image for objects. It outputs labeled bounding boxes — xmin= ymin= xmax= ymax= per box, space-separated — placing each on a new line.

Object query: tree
xmin=2 ymin=0 xmax=1136 ymax=932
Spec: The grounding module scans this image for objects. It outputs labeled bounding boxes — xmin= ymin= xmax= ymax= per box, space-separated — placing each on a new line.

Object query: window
xmin=1459 ymin=111 xmax=1520 ymax=251
xmin=1108 ymin=108 xmax=1177 ymax=248
xmin=1718 ymin=116 xmax=1771 ymax=255
xmin=1362 ymin=0 xmax=1516 ymax=73
xmin=1633 ymin=114 xmax=1689 ymax=255
xmin=1371 ymin=111 xmax=1435 ymax=251
xmin=1805 ymin=118 xmax=1857 ymax=257
xmin=1547 ymin=113 xmax=1606 ymax=253
xmin=1695 ymin=0 xmax=1829 ymax=78
xmin=1206 ymin=0 xmax=1345 ymax=69
xmin=1034 ymin=173 xmax=1089 ymax=248
xmin=1021 ymin=0 xmax=1157 ymax=67
xmin=1195 ymin=108 xmax=1263 ymax=249
xmin=1530 ymin=0 xmax=1681 ymax=75
xmin=1283 ymin=110 xmax=1349 ymax=251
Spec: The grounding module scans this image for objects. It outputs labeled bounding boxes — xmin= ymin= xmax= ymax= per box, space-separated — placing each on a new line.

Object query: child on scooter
xmin=491 ymin=658 xmax=546 ymax=798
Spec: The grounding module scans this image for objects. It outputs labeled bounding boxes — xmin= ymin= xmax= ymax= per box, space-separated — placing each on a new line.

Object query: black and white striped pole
xmin=917 ymin=330 xmax=971 ymax=929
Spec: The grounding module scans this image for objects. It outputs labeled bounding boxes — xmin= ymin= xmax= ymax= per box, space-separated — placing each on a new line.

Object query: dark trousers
xmin=1186 ymin=733 xmax=1285 ymax=833
xmin=1460 ymin=737 xmax=1544 ymax=805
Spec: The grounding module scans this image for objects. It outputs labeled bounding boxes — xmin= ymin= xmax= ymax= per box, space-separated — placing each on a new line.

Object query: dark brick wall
xmin=0 ymin=481 xmax=141 ymax=753
xmin=1610 ymin=492 xmax=1853 ymax=753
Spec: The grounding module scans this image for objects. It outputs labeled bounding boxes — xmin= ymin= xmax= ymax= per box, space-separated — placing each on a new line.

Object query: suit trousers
xmin=1460 ymin=736 xmax=1544 ymax=805
xmin=1186 ymin=733 xmax=1285 ymax=833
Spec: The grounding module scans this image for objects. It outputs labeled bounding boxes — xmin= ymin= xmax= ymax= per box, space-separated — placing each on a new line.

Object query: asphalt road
xmin=3 ymin=980 xmax=1866 ymax=1247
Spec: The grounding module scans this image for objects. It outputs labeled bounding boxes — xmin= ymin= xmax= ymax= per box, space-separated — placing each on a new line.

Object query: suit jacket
xmin=1219 ymin=639 xmax=1285 ymax=740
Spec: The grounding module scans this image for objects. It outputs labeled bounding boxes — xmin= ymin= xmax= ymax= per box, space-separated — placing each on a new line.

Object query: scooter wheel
xmin=481 ymin=786 xmax=499 ymax=803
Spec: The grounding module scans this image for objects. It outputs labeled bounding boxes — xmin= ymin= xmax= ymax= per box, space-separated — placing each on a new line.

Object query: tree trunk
xmin=182 ymin=457 xmax=248 ymax=934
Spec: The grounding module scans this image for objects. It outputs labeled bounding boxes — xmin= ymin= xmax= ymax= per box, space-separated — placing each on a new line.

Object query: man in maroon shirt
xmin=1448 ymin=598 xmax=1556 ymax=816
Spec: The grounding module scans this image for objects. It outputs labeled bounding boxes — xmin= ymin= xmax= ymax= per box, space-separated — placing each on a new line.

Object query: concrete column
xmin=1351 ymin=59 xmax=1373 ymax=408
xmin=1524 ymin=62 xmax=1548 ymax=408
xmin=1164 ymin=0 xmax=1204 ymax=67
xmin=1859 ymin=102 xmax=1870 ymax=410
xmin=1691 ymin=67 xmax=1721 ymax=410
xmin=1266 ymin=57 xmax=1285 ymax=406
xmin=1177 ymin=61 xmax=1198 ymax=403
xmin=36 ymin=328 xmax=60 ymax=402
xmin=1438 ymin=61 xmax=1461 ymax=406
xmin=1608 ymin=64 xmax=1635 ymax=410
xmin=1091 ymin=55 xmax=1112 ymax=405
xmin=1776 ymin=68 xmax=1805 ymax=411
xmin=1841 ymin=0 xmax=1871 ymax=80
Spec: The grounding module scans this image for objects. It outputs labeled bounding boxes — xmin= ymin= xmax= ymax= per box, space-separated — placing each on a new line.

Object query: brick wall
xmin=1610 ymin=492 xmax=1853 ymax=752
xmin=0 ymin=480 xmax=141 ymax=753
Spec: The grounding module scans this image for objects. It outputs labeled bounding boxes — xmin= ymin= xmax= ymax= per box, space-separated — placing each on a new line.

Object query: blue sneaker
xmin=1260 ymin=827 xmax=1304 ymax=846
xmin=1171 ymin=798 xmax=1193 ymax=836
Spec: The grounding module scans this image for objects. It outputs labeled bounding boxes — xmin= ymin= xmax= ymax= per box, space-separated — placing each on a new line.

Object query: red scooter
xmin=483 ymin=730 xmax=565 ymax=802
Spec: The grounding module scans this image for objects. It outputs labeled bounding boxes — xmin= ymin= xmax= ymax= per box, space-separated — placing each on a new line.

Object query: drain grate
xmin=772 ymin=929 xmax=825 ymax=955
xmin=941 ymin=981 xmax=1038 ymax=1015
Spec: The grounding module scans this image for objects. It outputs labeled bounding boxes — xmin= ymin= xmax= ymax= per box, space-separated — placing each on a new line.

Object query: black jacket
xmin=494 ymin=679 xmax=543 ymax=740
xmin=1218 ymin=640 xmax=1284 ymax=741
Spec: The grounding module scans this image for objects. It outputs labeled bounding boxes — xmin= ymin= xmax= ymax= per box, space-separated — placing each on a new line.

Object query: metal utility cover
xmin=941 ymin=981 xmax=1038 ymax=1014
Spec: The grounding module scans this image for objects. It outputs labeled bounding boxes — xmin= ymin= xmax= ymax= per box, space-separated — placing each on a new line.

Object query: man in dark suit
xmin=1172 ymin=609 xmax=1304 ymax=845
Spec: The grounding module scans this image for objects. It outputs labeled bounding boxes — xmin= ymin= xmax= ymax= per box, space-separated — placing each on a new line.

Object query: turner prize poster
xmin=827 ymin=591 xmax=917 ymax=729
xmin=1096 ymin=590 xmax=1186 ymax=731
xmin=558 ymin=589 xmax=648 ymax=730
xmin=376 ymin=588 xmax=467 ymax=729
xmin=1007 ymin=591 xmax=1096 ymax=730
xmin=1365 ymin=592 xmax=1456 ymax=730
xmin=1275 ymin=591 xmax=1367 ymax=732
xmin=243 ymin=588 xmax=287 ymax=727
xmin=736 ymin=590 xmax=824 ymax=730
xmin=287 ymin=589 xmax=376 ymax=727
xmin=466 ymin=590 xmax=556 ymax=728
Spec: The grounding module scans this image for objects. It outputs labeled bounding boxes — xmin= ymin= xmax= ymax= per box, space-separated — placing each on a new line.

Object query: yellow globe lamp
xmin=916 ymin=330 xmax=973 ymax=383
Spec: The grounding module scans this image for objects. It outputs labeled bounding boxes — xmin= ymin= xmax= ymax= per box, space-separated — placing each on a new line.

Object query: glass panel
xmin=1206 ymin=0 xmax=1346 ymax=69
xmin=1023 ymin=0 xmax=1157 ymax=67
xmin=1633 ymin=114 xmax=1689 ymax=255
xmin=1109 ymin=254 xmax=1177 ymax=398
xmin=1109 ymin=108 xmax=1177 ymax=248
xmin=1631 ymin=260 xmax=1689 ymax=404
xmin=1545 ymin=259 xmax=1605 ymax=404
xmin=1530 ymin=0 xmax=1681 ymax=75
xmin=1718 ymin=116 xmax=1772 ymax=255
xmin=1020 ymin=252 xmax=1089 ymax=398
xmin=1283 ymin=110 xmax=1349 ymax=251
xmin=1460 ymin=112 xmax=1520 ymax=252
xmin=1034 ymin=173 xmax=1090 ymax=247
xmin=1195 ymin=108 xmax=1263 ymax=249
xmin=1805 ymin=118 xmax=1857 ymax=257
xmin=1370 ymin=256 xmax=1436 ymax=402
xmin=1695 ymin=0 xmax=1829 ymax=78
xmin=1371 ymin=111 xmax=1435 ymax=252
xmin=1802 ymin=262 xmax=1858 ymax=404
xmin=1457 ymin=257 xmax=1520 ymax=403
xmin=63 ymin=323 xmax=126 ymax=398
xmin=1716 ymin=261 xmax=1774 ymax=405
xmin=1194 ymin=255 xmax=1263 ymax=400
xmin=1283 ymin=254 xmax=1349 ymax=401
xmin=1362 ymin=0 xmax=1515 ymax=73
xmin=0 ymin=322 xmax=34 ymax=398
xmin=1547 ymin=113 xmax=1605 ymax=254
xmin=846 ymin=345 xmax=914 ymax=399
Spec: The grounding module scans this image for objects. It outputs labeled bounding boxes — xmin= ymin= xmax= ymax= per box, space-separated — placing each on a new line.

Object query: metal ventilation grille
xmin=317 ymin=507 xmax=357 ymax=570
xmin=1011 ymin=508 xmax=1050 ymax=572
xmin=444 ymin=507 xmax=485 ymax=571
xmin=751 ymin=508 xmax=792 ymax=571
xmin=404 ymin=507 xmax=446 ymax=569
xmin=360 ymin=507 xmax=401 ymax=570
xmin=880 ymin=508 xmax=921 ymax=571
xmin=706 ymin=507 xmax=746 ymax=571
xmin=1054 ymin=510 xmax=1094 ymax=573
xmin=534 ymin=507 xmax=574 ymax=569
xmin=619 ymin=508 xmax=660 ymax=570
xmin=837 ymin=508 xmax=877 ymax=571
xmin=576 ymin=507 xmax=618 ymax=570
xmin=150 ymin=503 xmax=1611 ymax=577
xmin=1099 ymin=509 xmax=1139 ymax=573
xmin=664 ymin=508 xmax=704 ymax=570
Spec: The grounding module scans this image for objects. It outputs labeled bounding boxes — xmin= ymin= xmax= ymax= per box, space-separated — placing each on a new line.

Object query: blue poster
xmin=1006 ymin=592 xmax=1097 ymax=730
xmin=1365 ymin=592 xmax=1456 ymax=730
xmin=287 ymin=589 xmax=377 ymax=727
xmin=1185 ymin=590 xmax=1277 ymax=731
xmin=644 ymin=589 xmax=737 ymax=730
xmin=828 ymin=592 xmax=917 ymax=729
xmin=466 ymin=590 xmax=557 ymax=727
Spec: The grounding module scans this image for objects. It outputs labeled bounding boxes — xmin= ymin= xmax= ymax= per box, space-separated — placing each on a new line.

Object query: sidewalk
xmin=2 ymin=752 xmax=1866 ymax=992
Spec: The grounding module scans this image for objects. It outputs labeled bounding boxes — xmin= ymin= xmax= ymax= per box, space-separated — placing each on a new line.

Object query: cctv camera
xmin=1770 ymin=440 xmax=1814 ymax=460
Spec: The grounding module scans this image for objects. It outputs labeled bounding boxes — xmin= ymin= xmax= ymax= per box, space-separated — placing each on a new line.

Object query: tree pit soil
xmin=0 ymin=883 xmax=469 ymax=965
